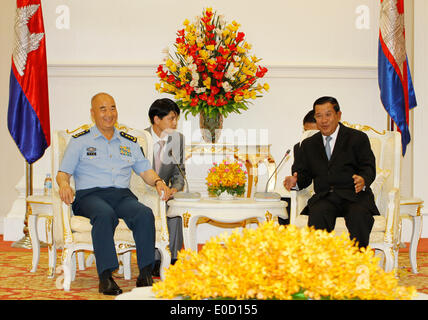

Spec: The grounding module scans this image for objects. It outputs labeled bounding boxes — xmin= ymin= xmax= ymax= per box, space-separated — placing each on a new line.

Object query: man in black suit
xmin=283 ymin=96 xmax=379 ymax=248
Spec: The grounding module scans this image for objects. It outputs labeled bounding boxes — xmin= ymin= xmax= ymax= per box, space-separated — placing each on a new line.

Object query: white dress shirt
xmin=321 ymin=124 xmax=340 ymax=155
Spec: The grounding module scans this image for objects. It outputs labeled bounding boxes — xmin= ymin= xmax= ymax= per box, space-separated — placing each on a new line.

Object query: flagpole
xmin=11 ymin=162 xmax=33 ymax=249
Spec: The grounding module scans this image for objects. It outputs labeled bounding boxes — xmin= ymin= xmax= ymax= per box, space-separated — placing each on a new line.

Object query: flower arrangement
xmin=152 ymin=222 xmax=416 ymax=300
xmin=155 ymin=8 xmax=269 ymax=119
xmin=206 ymin=159 xmax=247 ymax=197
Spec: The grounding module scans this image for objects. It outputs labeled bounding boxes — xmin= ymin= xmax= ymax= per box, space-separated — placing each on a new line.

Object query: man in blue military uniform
xmin=56 ymin=92 xmax=171 ymax=295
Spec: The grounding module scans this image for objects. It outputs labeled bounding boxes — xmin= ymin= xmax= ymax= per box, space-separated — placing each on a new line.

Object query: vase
xmin=199 ymin=111 xmax=223 ymax=144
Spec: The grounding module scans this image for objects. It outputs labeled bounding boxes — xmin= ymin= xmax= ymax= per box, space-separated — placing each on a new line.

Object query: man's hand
xmin=56 ymin=171 xmax=74 ymax=205
xmin=155 ymin=180 xmax=171 ymax=201
xmin=59 ymin=184 xmax=75 ymax=205
xmin=283 ymin=172 xmax=298 ymax=191
xmin=352 ymin=174 xmax=365 ymax=193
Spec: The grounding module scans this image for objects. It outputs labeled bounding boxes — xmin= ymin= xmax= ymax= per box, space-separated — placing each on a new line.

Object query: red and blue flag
xmin=378 ymin=0 xmax=417 ymax=156
xmin=8 ymin=0 xmax=50 ymax=164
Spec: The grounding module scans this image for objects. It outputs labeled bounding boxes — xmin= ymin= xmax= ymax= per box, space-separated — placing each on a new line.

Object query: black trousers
xmin=306 ymin=192 xmax=374 ymax=248
xmin=72 ymin=187 xmax=155 ymax=276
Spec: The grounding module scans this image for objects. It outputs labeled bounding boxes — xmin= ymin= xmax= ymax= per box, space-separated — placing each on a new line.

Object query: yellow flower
xmin=202 ymin=77 xmax=211 ymax=89
xmin=183 ymin=19 xmax=190 ymax=26
xmin=153 ymin=222 xmax=416 ymax=300
xmin=263 ymin=83 xmax=270 ymax=91
xmin=206 ymin=44 xmax=215 ymax=51
xmin=199 ymin=49 xmax=209 ymax=60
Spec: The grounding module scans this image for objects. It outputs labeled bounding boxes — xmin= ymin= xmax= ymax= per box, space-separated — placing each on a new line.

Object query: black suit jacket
xmin=293 ymin=123 xmax=380 ymax=216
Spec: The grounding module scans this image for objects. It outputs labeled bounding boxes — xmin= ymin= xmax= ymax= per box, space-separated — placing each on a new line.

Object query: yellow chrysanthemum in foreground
xmin=153 ymin=222 xmax=416 ymax=300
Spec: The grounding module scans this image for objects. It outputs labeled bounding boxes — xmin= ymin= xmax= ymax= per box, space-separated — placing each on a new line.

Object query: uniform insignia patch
xmin=120 ymin=131 xmax=137 ymax=143
xmin=120 ymin=146 xmax=131 ymax=156
xmin=86 ymin=147 xmax=97 ymax=156
xmin=72 ymin=129 xmax=90 ymax=138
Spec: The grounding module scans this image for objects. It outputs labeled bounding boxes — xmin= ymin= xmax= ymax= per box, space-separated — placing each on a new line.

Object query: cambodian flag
xmin=378 ymin=0 xmax=417 ymax=156
xmin=8 ymin=0 xmax=50 ymax=164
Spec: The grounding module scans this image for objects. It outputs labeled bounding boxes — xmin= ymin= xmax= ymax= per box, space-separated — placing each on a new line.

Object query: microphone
xmin=168 ymin=149 xmax=201 ymax=201
xmin=254 ymin=149 xmax=291 ymax=201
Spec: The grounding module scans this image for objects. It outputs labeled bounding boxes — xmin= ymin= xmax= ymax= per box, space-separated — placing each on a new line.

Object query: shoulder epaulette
xmin=72 ymin=129 xmax=90 ymax=138
xmin=120 ymin=131 xmax=137 ymax=143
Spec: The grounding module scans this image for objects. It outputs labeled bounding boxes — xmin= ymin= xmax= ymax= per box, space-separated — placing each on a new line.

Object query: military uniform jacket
xmin=59 ymin=126 xmax=151 ymax=191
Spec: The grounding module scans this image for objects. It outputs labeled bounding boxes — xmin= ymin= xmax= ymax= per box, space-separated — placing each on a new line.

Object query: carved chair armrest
xmin=61 ymin=202 xmax=74 ymax=245
xmin=383 ymin=187 xmax=400 ymax=244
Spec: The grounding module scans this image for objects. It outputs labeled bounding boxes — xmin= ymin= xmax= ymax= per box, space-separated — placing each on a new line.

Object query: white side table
xmin=27 ymin=195 xmax=56 ymax=278
xmin=400 ymin=197 xmax=424 ymax=274
xmin=167 ymin=198 xmax=288 ymax=251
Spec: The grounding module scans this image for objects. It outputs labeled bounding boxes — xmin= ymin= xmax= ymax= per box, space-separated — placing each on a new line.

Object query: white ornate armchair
xmin=53 ymin=124 xmax=170 ymax=291
xmin=290 ymin=123 xmax=401 ymax=272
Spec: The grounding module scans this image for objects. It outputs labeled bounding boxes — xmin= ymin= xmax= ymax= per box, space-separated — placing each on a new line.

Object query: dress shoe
xmin=136 ymin=265 xmax=153 ymax=287
xmin=99 ymin=277 xmax=123 ymax=295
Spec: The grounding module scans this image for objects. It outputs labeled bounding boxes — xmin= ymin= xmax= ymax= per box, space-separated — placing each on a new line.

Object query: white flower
xmin=195 ymin=87 xmax=206 ymax=94
xmin=188 ymin=63 xmax=197 ymax=72
xmin=185 ymin=56 xmax=194 ymax=65
xmin=222 ymin=81 xmax=232 ymax=92
xmin=190 ymin=79 xmax=199 ymax=87
xmin=191 ymin=72 xmax=199 ymax=80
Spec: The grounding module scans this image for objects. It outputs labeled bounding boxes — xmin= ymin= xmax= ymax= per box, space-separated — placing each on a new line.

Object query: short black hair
xmin=148 ymin=98 xmax=180 ymax=124
xmin=303 ymin=110 xmax=316 ymax=125
xmin=312 ymin=96 xmax=340 ymax=113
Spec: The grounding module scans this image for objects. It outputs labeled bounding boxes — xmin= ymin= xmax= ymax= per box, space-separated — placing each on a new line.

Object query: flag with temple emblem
xmin=8 ymin=0 xmax=50 ymax=164
xmin=378 ymin=0 xmax=417 ymax=156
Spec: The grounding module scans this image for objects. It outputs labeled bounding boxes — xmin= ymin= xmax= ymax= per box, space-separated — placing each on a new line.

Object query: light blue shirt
xmin=59 ymin=126 xmax=151 ymax=191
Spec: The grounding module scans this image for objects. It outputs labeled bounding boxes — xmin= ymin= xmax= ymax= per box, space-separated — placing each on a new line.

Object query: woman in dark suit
xmin=284 ymin=96 xmax=379 ymax=248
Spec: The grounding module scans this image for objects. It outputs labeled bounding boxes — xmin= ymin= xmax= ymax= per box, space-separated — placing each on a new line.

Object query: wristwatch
xmin=154 ymin=178 xmax=165 ymax=187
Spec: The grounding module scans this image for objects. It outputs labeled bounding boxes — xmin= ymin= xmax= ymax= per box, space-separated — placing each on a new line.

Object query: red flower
xmin=256 ymin=66 xmax=268 ymax=78
xmin=236 ymin=32 xmax=245 ymax=43
xmin=211 ymin=86 xmax=220 ymax=96
xmin=199 ymin=93 xmax=208 ymax=101
xmin=218 ymin=46 xmax=230 ymax=56
xmin=197 ymin=64 xmax=205 ymax=72
xmin=206 ymin=24 xmax=215 ymax=32
xmin=228 ymin=43 xmax=237 ymax=52
xmin=207 ymin=95 xmax=216 ymax=106
xmin=225 ymin=92 xmax=233 ymax=100
xmin=207 ymin=63 xmax=217 ymax=73
xmin=167 ymin=75 xmax=175 ymax=83
xmin=216 ymin=97 xmax=227 ymax=106
xmin=190 ymin=96 xmax=199 ymax=106
xmin=213 ymin=71 xmax=224 ymax=80
xmin=185 ymin=84 xmax=193 ymax=95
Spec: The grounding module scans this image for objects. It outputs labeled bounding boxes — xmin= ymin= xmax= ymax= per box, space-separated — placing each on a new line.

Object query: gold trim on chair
xmin=342 ymin=121 xmax=386 ymax=135
xmin=182 ymin=212 xmax=191 ymax=228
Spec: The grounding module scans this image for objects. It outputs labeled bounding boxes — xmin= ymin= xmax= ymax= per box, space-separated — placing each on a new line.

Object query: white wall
xmin=1 ymin=0 xmax=426 ymax=239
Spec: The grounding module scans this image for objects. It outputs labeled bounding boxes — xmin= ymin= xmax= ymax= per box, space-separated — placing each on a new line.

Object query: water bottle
xmin=44 ymin=173 xmax=52 ymax=196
